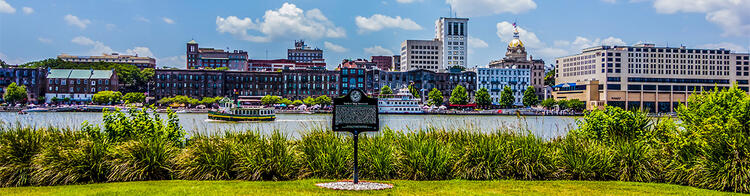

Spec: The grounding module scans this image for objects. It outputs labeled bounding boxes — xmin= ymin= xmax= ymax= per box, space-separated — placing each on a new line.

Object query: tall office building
xmin=436 ymin=17 xmax=469 ymax=69
xmin=553 ymin=44 xmax=750 ymax=112
xmin=400 ymin=40 xmax=443 ymax=72
xmin=287 ymin=40 xmax=324 ymax=63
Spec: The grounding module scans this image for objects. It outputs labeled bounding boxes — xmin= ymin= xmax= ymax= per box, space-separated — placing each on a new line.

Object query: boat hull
xmin=208 ymin=111 xmax=276 ymax=121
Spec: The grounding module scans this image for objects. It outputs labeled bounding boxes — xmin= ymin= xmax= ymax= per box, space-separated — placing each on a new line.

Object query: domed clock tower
xmin=505 ymin=26 xmax=528 ymax=61
xmin=488 ymin=22 xmax=547 ymax=100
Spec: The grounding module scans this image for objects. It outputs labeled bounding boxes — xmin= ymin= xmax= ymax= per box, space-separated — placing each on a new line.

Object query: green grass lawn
xmin=0 ymin=179 xmax=742 ymax=196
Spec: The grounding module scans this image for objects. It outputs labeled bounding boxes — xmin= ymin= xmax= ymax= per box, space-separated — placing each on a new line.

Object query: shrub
xmin=612 ymin=141 xmax=658 ymax=182
xmin=298 ymin=129 xmax=350 ymax=179
xmin=359 ymin=129 xmax=397 ymax=180
xmin=554 ymin=136 xmax=614 ymax=180
xmin=107 ymin=138 xmax=178 ymax=182
xmin=0 ymin=126 xmax=49 ymax=187
xmin=234 ymin=131 xmax=298 ymax=181
xmin=31 ymin=129 xmax=109 ymax=185
xmin=573 ymin=106 xmax=651 ymax=143
xmin=396 ymin=130 xmax=454 ymax=180
xmin=174 ymin=134 xmax=236 ymax=180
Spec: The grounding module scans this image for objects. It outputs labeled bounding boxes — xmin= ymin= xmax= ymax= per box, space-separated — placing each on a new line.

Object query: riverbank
xmin=0 ymin=179 xmax=737 ymax=196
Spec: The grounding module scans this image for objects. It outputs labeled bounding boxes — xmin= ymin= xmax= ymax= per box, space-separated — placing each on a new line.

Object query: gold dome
xmin=508 ymin=38 xmax=524 ymax=48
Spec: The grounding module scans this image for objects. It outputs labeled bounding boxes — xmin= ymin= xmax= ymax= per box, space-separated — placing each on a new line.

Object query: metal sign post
xmin=332 ymin=89 xmax=379 ymax=184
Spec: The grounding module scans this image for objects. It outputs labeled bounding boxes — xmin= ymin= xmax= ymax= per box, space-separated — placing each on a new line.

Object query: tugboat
xmin=208 ymin=96 xmax=276 ymax=122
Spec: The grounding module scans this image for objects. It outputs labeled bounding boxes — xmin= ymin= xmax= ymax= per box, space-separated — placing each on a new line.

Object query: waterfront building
xmin=374 ymin=69 xmax=476 ymax=104
xmin=288 ymin=40 xmax=323 ymax=63
xmin=554 ymin=43 xmax=750 ymax=112
xmin=475 ymin=67 xmax=530 ymax=106
xmin=488 ymin=23 xmax=545 ymax=99
xmin=371 ymin=56 xmax=393 ymax=71
xmin=436 ymin=17 xmax=469 ymax=68
xmin=186 ymin=40 xmax=248 ymax=70
xmin=45 ymin=69 xmax=118 ymax=103
xmin=400 ymin=39 xmax=443 ymax=72
xmin=282 ymin=69 xmax=339 ymax=100
xmin=151 ymin=69 xmax=282 ymax=100
xmin=247 ymin=59 xmax=325 ymax=72
xmin=339 ymin=67 xmax=372 ymax=95
xmin=0 ymin=67 xmax=46 ymax=103
xmin=58 ymin=53 xmax=156 ymax=69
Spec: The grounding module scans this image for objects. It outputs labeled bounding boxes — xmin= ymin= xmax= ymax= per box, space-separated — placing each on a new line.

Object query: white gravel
xmin=316 ymin=181 xmax=394 ymax=191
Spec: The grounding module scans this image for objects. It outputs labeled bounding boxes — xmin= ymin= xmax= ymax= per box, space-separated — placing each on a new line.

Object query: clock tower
xmin=505 ymin=24 xmax=527 ymax=61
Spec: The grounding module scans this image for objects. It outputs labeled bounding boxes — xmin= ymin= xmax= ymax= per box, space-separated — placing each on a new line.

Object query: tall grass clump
xmin=675 ymin=85 xmax=750 ymax=192
xmin=174 ymin=133 xmax=236 ymax=180
xmin=31 ymin=125 xmax=109 ymax=185
xmin=554 ymin=136 xmax=614 ymax=180
xmin=108 ymin=137 xmax=178 ymax=182
xmin=234 ymin=130 xmax=298 ymax=181
xmin=298 ymin=128 xmax=350 ymax=179
xmin=505 ymin=132 xmax=554 ymax=180
xmin=453 ymin=132 xmax=508 ymax=180
xmin=396 ymin=129 xmax=454 ymax=180
xmin=359 ymin=128 xmax=397 ymax=180
xmin=0 ymin=126 xmax=50 ymax=187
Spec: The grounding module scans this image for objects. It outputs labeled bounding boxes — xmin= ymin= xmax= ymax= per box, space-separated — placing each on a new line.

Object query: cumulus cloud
xmin=324 ymin=41 xmax=349 ymax=53
xmin=355 ymin=14 xmax=422 ymax=33
xmin=364 ymin=46 xmax=394 ymax=56
xmin=0 ymin=0 xmax=15 ymax=14
xmin=445 ymin=0 xmax=536 ymax=17
xmin=37 ymin=37 xmax=52 ymax=44
xmin=71 ymin=36 xmax=114 ymax=55
xmin=468 ymin=36 xmax=488 ymax=48
xmin=21 ymin=7 xmax=32 ymax=14
xmin=216 ymin=3 xmax=346 ymax=43
xmin=698 ymin=42 xmax=748 ymax=52
xmin=134 ymin=16 xmax=150 ymax=23
xmin=126 ymin=47 xmax=155 ymax=57
xmin=650 ymin=0 xmax=750 ymax=37
xmin=64 ymin=14 xmax=90 ymax=29
xmin=158 ymin=55 xmax=187 ymax=68
xmin=162 ymin=17 xmax=175 ymax=24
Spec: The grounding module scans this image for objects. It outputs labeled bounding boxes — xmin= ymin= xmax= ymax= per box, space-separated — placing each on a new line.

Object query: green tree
xmin=123 ymin=92 xmax=146 ymax=104
xmin=544 ymin=69 xmax=556 ymax=86
xmin=92 ymin=91 xmax=122 ymax=105
xmin=568 ymin=99 xmax=586 ymax=112
xmin=522 ymin=86 xmax=539 ymax=107
xmin=475 ymin=87 xmax=491 ymax=107
xmin=2 ymin=82 xmax=27 ymax=104
xmin=500 ymin=86 xmax=514 ymax=108
xmin=315 ymin=95 xmax=332 ymax=106
xmin=280 ymin=98 xmax=293 ymax=106
xmin=557 ymin=99 xmax=569 ymax=110
xmin=541 ymin=98 xmax=556 ymax=109
xmin=427 ymin=88 xmax=444 ymax=106
xmin=380 ymin=85 xmax=393 ymax=96
xmin=408 ymin=83 xmax=421 ymax=98
xmin=303 ymin=97 xmax=315 ymax=105
xmin=261 ymin=95 xmax=282 ymax=105
xmin=449 ymin=85 xmax=468 ymax=105
xmin=292 ymin=100 xmax=304 ymax=106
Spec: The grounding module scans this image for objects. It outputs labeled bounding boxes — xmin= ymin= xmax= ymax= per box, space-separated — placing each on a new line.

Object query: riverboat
xmin=378 ymin=88 xmax=425 ymax=114
xmin=208 ymin=97 xmax=275 ymax=121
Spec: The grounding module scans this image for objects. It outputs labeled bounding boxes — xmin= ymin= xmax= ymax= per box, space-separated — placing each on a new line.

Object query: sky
xmin=0 ymin=0 xmax=749 ymax=69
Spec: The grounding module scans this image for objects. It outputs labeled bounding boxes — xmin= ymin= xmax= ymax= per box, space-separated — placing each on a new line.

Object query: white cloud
xmin=64 ymin=14 xmax=90 ymax=29
xmin=496 ymin=21 xmax=542 ymax=48
xmin=396 ymin=0 xmax=422 ymax=3
xmin=601 ymin=0 xmax=617 ymax=3
xmin=162 ymin=17 xmax=175 ymax=24
xmin=445 ymin=0 xmax=536 ymax=17
xmin=71 ymin=36 xmax=114 ymax=55
xmin=158 ymin=55 xmax=187 ymax=68
xmin=324 ymin=41 xmax=349 ymax=53
xmin=216 ymin=3 xmax=346 ymax=43
xmin=21 ymin=7 xmax=32 ymax=14
xmin=355 ymin=14 xmax=422 ymax=33
xmin=37 ymin=37 xmax=52 ymax=44
xmin=0 ymin=0 xmax=15 ymax=14
xmin=364 ymin=46 xmax=394 ymax=56
xmin=134 ymin=16 xmax=150 ymax=23
xmin=468 ymin=36 xmax=488 ymax=48
xmin=698 ymin=42 xmax=748 ymax=52
xmin=650 ymin=0 xmax=750 ymax=37
xmin=125 ymin=47 xmax=155 ymax=57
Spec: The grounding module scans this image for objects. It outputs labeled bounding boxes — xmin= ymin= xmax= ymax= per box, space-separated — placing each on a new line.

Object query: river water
xmin=0 ymin=112 xmax=579 ymax=139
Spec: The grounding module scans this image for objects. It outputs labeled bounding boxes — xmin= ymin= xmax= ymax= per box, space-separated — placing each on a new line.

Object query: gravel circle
xmin=316 ymin=181 xmax=394 ymax=191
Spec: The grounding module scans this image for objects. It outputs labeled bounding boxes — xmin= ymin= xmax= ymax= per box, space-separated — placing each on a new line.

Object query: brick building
xmin=0 ymin=67 xmax=47 ymax=103
xmin=45 ymin=69 xmax=119 ymax=103
xmin=186 ymin=40 xmax=248 ymax=70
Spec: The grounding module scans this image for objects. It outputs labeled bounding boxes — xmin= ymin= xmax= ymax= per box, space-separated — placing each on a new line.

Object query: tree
xmin=568 ymin=99 xmax=586 ymax=112
xmin=475 ymin=87 xmax=491 ymax=107
xmin=541 ymin=98 xmax=556 ymax=109
xmin=123 ymin=92 xmax=146 ymax=104
xmin=500 ymin=86 xmax=514 ymax=108
xmin=408 ymin=83 xmax=421 ymax=98
xmin=315 ymin=95 xmax=332 ymax=106
xmin=303 ymin=97 xmax=315 ymax=105
xmin=522 ymin=86 xmax=539 ymax=107
xmin=449 ymin=85 xmax=468 ymax=105
xmin=280 ymin=98 xmax=293 ymax=106
xmin=544 ymin=69 xmax=556 ymax=86
xmin=92 ymin=91 xmax=122 ymax=105
xmin=261 ymin=95 xmax=282 ymax=105
xmin=380 ymin=85 xmax=393 ymax=96
xmin=292 ymin=100 xmax=304 ymax=106
xmin=427 ymin=88 xmax=443 ymax=106
xmin=557 ymin=99 xmax=570 ymax=110
xmin=2 ymin=82 xmax=27 ymax=104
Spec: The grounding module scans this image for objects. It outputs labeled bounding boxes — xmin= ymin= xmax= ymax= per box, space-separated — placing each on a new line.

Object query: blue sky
xmin=0 ymin=0 xmax=748 ymax=69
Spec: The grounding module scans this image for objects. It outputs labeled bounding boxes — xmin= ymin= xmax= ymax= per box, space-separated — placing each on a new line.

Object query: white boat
xmin=378 ymin=88 xmax=425 ymax=114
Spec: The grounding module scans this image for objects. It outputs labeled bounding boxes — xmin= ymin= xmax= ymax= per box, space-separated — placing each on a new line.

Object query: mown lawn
xmin=0 ymin=179 xmax=742 ymax=196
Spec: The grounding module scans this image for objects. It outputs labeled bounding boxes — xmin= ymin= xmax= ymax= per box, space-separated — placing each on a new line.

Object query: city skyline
xmin=1 ymin=0 xmax=749 ymax=69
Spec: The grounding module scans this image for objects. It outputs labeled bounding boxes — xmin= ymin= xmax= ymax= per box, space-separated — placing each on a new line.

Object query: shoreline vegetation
xmin=0 ymin=86 xmax=748 ymax=194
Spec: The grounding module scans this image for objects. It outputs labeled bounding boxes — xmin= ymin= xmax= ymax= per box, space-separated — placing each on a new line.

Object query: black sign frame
xmin=332 ymin=89 xmax=379 ymax=133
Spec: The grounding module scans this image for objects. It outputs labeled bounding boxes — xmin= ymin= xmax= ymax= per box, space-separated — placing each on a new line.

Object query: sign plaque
xmin=332 ymin=89 xmax=379 ymax=184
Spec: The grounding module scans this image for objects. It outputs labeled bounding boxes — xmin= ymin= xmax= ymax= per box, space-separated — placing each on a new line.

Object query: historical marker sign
xmin=333 ymin=89 xmax=379 ymax=132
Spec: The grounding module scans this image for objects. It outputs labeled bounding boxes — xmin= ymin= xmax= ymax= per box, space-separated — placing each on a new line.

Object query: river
xmin=0 ymin=112 xmax=579 ymax=139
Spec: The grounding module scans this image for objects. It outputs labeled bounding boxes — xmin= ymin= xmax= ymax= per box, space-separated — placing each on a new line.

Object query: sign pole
xmin=353 ymin=130 xmax=359 ymax=184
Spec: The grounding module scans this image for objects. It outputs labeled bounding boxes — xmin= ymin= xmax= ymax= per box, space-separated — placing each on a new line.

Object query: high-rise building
xmin=371 ymin=56 xmax=393 ymax=71
xmin=553 ymin=44 xmax=750 ymax=112
xmin=400 ymin=40 xmax=443 ymax=72
xmin=58 ymin=53 xmax=156 ymax=69
xmin=186 ymin=40 xmax=248 ymax=70
xmin=288 ymin=40 xmax=323 ymax=63
xmin=489 ymin=23 xmax=545 ymax=99
xmin=392 ymin=55 xmax=401 ymax=71
xmin=436 ymin=17 xmax=469 ymax=69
